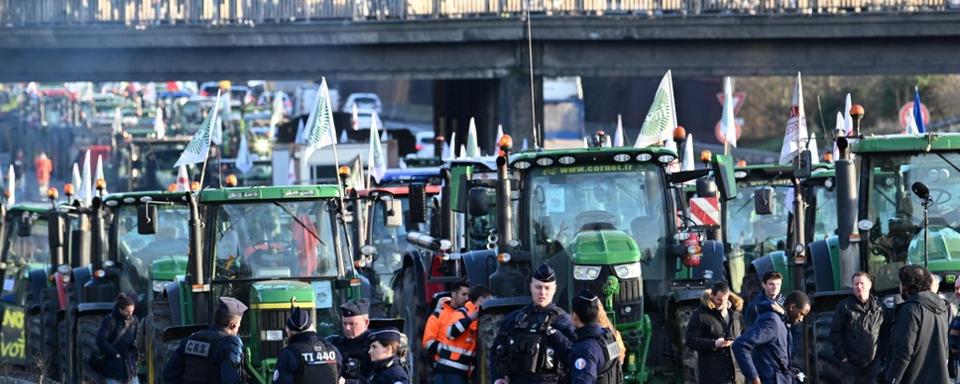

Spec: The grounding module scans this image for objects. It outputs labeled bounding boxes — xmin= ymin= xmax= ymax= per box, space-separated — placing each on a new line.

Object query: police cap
xmin=217 ymin=297 xmax=248 ymax=318
xmin=340 ymin=299 xmax=370 ymax=318
xmin=572 ymin=289 xmax=600 ymax=323
xmin=286 ymin=306 xmax=312 ymax=332
xmin=368 ymin=328 xmax=403 ymax=345
xmin=531 ymin=263 xmax=557 ymax=283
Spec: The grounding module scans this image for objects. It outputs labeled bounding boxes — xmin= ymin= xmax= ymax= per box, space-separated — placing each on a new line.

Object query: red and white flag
xmin=779 ymin=73 xmax=809 ymax=165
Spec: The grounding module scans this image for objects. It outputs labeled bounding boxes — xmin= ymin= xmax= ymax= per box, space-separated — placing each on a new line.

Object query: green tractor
xmin=459 ymin=140 xmax=737 ymax=384
xmin=807 ymin=131 xmax=960 ymax=382
xmin=0 ymin=202 xmax=63 ymax=375
xmin=148 ymin=185 xmax=363 ymax=383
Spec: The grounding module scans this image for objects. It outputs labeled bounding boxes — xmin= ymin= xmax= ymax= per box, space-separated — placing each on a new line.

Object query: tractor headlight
xmin=613 ymin=262 xmax=642 ymax=279
xmin=573 ymin=265 xmax=602 ymax=281
xmin=152 ymin=280 xmax=169 ymax=293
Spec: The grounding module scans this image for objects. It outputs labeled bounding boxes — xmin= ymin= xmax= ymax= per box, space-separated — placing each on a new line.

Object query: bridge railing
xmin=0 ymin=0 xmax=956 ymax=26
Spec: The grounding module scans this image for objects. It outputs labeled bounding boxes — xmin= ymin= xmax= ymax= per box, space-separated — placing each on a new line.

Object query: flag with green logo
xmin=174 ymin=91 xmax=221 ymax=168
xmin=302 ymin=78 xmax=338 ymax=161
xmin=634 ymin=70 xmax=677 ymax=148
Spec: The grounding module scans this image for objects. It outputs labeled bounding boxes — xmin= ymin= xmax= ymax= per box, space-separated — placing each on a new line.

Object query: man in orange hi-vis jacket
xmin=421 ymin=280 xmax=471 ymax=384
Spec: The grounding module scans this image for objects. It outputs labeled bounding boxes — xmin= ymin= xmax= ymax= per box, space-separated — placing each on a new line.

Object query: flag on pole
xmin=721 ymin=76 xmax=737 ymax=149
xmin=635 ymin=70 xmax=678 ymax=148
xmin=175 ymin=91 xmax=221 ymax=168
xmin=809 ymin=133 xmax=820 ymax=164
xmin=269 ymin=91 xmax=284 ymax=139
xmin=522 ymin=138 xmax=529 ymax=151
xmin=301 ymin=78 xmax=338 ymax=162
xmin=914 ymin=86 xmax=926 ymax=133
xmin=81 ymin=150 xmax=92 ymax=206
xmin=905 ymin=107 xmax=920 ymax=134
xmin=779 ymin=73 xmax=809 ymax=165
xmin=349 ymin=155 xmax=364 ymax=190
xmin=295 ymin=118 xmax=305 ymax=144
xmin=177 ymin=165 xmax=190 ymax=191
xmin=833 ymin=111 xmax=845 ymax=160
xmin=447 ymin=132 xmax=457 ymax=160
xmin=843 ymin=93 xmax=853 ymax=135
xmin=154 ymin=105 xmax=166 ymax=139
xmin=212 ymin=115 xmax=223 ymax=146
xmin=368 ymin=112 xmax=387 ymax=184
xmin=351 ymin=103 xmax=359 ymax=131
xmin=665 ymin=136 xmax=680 ymax=173
xmin=682 ymin=134 xmax=695 ymax=172
xmin=71 ymin=163 xmax=81 ymax=203
xmin=5 ymin=165 xmax=14 ymax=209
xmin=613 ymin=115 xmax=625 ymax=147
xmin=459 ymin=145 xmax=467 ymax=159
xmin=495 ymin=124 xmax=504 ymax=150
xmin=466 ymin=118 xmax=481 ymax=158
xmin=235 ymin=134 xmax=254 ymax=174
xmin=95 ymin=155 xmax=108 ymax=195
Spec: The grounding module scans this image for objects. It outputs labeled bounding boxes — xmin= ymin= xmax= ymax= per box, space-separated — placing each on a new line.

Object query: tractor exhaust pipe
xmin=496 ymin=155 xmax=513 ymax=250
xmin=835 ymin=135 xmax=860 ymax=287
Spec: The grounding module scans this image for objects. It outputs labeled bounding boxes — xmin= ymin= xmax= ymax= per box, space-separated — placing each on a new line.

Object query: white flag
xmin=809 ymin=133 xmax=820 ymax=164
xmin=459 ymin=145 xmax=466 ymax=159
xmin=635 ymin=70 xmax=678 ymax=148
xmin=175 ymin=91 xmax=221 ymax=168
xmin=905 ymin=106 xmax=920 ymax=134
xmin=721 ymin=77 xmax=737 ymax=148
xmin=665 ymin=137 xmax=680 ymax=173
xmin=583 ymin=137 xmax=590 ymax=148
xmin=81 ymin=150 xmax=92 ymax=206
xmin=154 ymin=105 xmax=166 ymax=139
xmin=495 ymin=124 xmax=504 ymax=151
xmin=302 ymin=78 xmax=338 ymax=161
xmin=95 ymin=155 xmax=108 ymax=195
xmin=269 ymin=91 xmax=284 ymax=139
xmin=212 ymin=115 xmax=223 ymax=146
xmin=466 ymin=118 xmax=481 ymax=158
xmin=71 ymin=163 xmax=82 ymax=203
xmin=613 ymin=115 xmax=625 ymax=147
xmin=5 ymin=165 xmax=14 ymax=208
xmin=235 ymin=134 xmax=254 ymax=174
xmin=844 ymin=93 xmax=853 ymax=135
xmin=779 ymin=73 xmax=809 ymax=165
xmin=446 ymin=132 xmax=457 ymax=160
xmin=522 ymin=138 xmax=529 ymax=151
xmin=833 ymin=112 xmax=844 ymax=161
xmin=682 ymin=134 xmax=695 ymax=172
xmin=177 ymin=165 xmax=190 ymax=191
xmin=368 ymin=112 xmax=387 ymax=184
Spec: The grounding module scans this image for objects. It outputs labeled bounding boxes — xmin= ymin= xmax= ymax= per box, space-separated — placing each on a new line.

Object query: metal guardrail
xmin=0 ymin=0 xmax=957 ymax=26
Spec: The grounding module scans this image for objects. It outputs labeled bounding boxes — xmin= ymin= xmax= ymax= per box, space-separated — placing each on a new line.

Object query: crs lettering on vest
xmin=185 ymin=340 xmax=212 ymax=357
xmin=301 ymin=350 xmax=337 ymax=365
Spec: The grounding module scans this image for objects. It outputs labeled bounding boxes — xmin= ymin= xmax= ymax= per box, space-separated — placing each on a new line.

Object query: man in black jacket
xmin=830 ymin=271 xmax=885 ymax=384
xmin=685 ymin=281 xmax=744 ymax=384
xmin=885 ymin=265 xmax=950 ymax=384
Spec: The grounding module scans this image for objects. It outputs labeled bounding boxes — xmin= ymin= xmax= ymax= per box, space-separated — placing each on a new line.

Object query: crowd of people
xmin=88 ymin=262 xmax=960 ymax=384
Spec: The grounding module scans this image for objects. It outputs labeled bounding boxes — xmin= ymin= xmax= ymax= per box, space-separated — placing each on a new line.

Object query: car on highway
xmin=344 ymin=92 xmax=383 ymax=114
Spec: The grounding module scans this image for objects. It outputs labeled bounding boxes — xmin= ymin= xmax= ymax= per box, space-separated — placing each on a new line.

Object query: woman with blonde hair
xmin=597 ymin=304 xmax=627 ymax=363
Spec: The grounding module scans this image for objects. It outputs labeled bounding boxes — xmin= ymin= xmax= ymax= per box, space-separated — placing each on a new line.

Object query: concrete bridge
xmin=3 ymin=0 xmax=959 ymax=145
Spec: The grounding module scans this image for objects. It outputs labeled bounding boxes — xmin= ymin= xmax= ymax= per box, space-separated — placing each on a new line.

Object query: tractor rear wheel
xmin=77 ymin=315 xmax=103 ymax=382
xmin=674 ymin=304 xmax=698 ymax=384
xmin=813 ymin=311 xmax=843 ymax=383
xmin=391 ymin=264 xmax=428 ymax=383
xmin=145 ymin=305 xmax=179 ymax=384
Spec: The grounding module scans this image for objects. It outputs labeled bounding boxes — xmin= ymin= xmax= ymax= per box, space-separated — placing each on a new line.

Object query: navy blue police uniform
xmin=490 ymin=265 xmax=577 ymax=384
xmin=162 ymin=297 xmax=248 ymax=384
xmin=329 ymin=299 xmax=374 ymax=384
xmin=273 ymin=306 xmax=343 ymax=384
xmin=367 ymin=329 xmax=410 ymax=384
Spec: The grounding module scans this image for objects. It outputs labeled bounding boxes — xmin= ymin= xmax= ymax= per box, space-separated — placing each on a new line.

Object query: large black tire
xmin=23 ymin=291 xmax=45 ymax=375
xmin=675 ymin=304 xmax=698 ymax=384
xmin=35 ymin=287 xmax=60 ymax=380
xmin=146 ymin=302 xmax=180 ymax=384
xmin=77 ymin=315 xmax=104 ymax=382
xmin=813 ymin=311 xmax=843 ymax=383
xmin=390 ymin=265 xmax=428 ymax=384
xmin=476 ymin=311 xmax=508 ymax=384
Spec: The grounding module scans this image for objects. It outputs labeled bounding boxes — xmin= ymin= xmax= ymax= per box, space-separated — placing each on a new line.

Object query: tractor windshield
xmin=812 ymin=184 xmax=838 ymax=241
xmin=114 ymin=204 xmax=190 ymax=290
xmin=0 ymin=215 xmax=50 ymax=304
xmin=726 ymin=185 xmax=791 ymax=260
xmin=527 ymin=162 xmax=666 ymax=277
xmin=211 ymin=200 xmax=342 ymax=280
xmin=865 ymin=152 xmax=960 ymax=291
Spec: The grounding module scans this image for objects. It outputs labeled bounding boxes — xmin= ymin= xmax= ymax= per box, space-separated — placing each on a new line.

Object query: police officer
xmin=491 ymin=264 xmax=576 ymax=384
xmin=367 ymin=328 xmax=410 ymax=384
xmin=163 ymin=297 xmax=248 ymax=384
xmin=273 ymin=306 xmax=343 ymax=384
xmin=329 ymin=299 xmax=373 ymax=383
xmin=569 ymin=289 xmax=622 ymax=384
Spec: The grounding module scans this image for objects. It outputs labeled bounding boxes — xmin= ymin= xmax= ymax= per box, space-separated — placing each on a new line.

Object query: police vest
xmin=496 ymin=307 xmax=564 ymax=377
xmin=286 ymin=336 xmax=340 ymax=384
xmin=181 ymin=329 xmax=230 ymax=384
xmin=330 ymin=334 xmax=370 ymax=379
xmin=591 ymin=328 xmax=623 ymax=384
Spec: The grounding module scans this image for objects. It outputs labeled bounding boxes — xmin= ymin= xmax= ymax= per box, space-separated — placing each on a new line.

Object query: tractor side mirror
xmin=794 ymin=149 xmax=812 ymax=179
xmin=17 ymin=216 xmax=32 ymax=237
xmin=408 ymin=183 xmax=427 ymax=224
xmin=137 ymin=205 xmax=159 ymax=235
xmin=711 ymin=154 xmax=738 ymax=202
xmin=48 ymin=215 xmax=64 ymax=247
xmin=754 ymin=188 xmax=775 ymax=215
xmin=384 ymin=199 xmax=403 ymax=228
xmin=468 ymin=187 xmax=489 ymax=218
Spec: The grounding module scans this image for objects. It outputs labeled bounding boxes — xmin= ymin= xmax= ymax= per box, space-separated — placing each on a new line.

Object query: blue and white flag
xmin=914 ymin=86 xmax=926 ymax=133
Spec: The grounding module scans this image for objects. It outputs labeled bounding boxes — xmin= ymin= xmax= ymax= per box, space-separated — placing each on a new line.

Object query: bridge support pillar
xmin=432 ymin=75 xmax=542 ymax=156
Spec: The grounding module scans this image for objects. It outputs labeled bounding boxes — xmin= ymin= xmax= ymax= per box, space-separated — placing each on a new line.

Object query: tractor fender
xmin=811 ymin=289 xmax=852 ymax=314
xmin=77 ymin=302 xmax=113 ymax=315
xmin=690 ymin=240 xmax=727 ymax=284
xmin=809 ymin=237 xmax=840 ymax=293
xmin=750 ymin=253 xmax=777 ymax=281
xmin=670 ymin=288 xmax=707 ymax=305
xmin=27 ymin=269 xmax=48 ymax=310
xmin=460 ymin=249 xmax=497 ymax=288
xmin=478 ymin=296 xmax=531 ymax=317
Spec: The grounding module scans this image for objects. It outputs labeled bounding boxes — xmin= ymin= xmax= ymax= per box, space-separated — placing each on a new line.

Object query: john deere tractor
xmin=454 ymin=137 xmax=736 ymax=384
xmin=805 ymin=129 xmax=960 ymax=382
xmin=148 ymin=185 xmax=363 ymax=383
